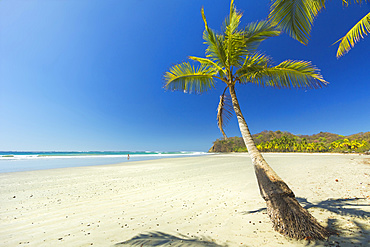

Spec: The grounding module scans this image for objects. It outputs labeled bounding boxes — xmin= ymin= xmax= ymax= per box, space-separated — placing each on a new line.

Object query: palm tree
xmin=268 ymin=0 xmax=370 ymax=57
xmin=164 ymin=0 xmax=329 ymax=240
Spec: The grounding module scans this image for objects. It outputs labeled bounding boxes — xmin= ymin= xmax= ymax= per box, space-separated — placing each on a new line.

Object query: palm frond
xmin=223 ymin=0 xmax=242 ymax=36
xmin=269 ymin=0 xmax=325 ymax=45
xmin=217 ymin=87 xmax=233 ymax=139
xmin=244 ymin=20 xmax=281 ymax=52
xmin=239 ymin=60 xmax=328 ymax=89
xmin=201 ymin=7 xmax=227 ymax=67
xmin=335 ymin=11 xmax=370 ymax=57
xmin=164 ymin=62 xmax=217 ymax=93
xmin=223 ymin=0 xmax=247 ymax=67
xmin=236 ymin=53 xmax=271 ymax=78
xmin=242 ymin=53 xmax=271 ymax=68
xmin=188 ymin=56 xmax=226 ymax=78
xmin=224 ymin=30 xmax=246 ymax=68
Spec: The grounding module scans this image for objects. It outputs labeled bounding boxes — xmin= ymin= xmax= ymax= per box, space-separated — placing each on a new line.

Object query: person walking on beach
xmin=127 ymin=154 xmax=130 ymax=160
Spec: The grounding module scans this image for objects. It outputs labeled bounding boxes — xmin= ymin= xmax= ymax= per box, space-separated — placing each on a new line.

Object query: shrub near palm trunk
xmin=164 ymin=0 xmax=330 ymax=240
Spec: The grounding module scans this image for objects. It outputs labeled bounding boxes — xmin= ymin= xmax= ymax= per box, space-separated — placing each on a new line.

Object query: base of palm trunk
xmin=266 ymin=193 xmax=330 ymax=240
xmin=254 ymin=164 xmax=330 ymax=240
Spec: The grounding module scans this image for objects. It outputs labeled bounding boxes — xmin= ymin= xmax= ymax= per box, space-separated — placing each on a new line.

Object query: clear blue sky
xmin=1 ymin=0 xmax=369 ymax=152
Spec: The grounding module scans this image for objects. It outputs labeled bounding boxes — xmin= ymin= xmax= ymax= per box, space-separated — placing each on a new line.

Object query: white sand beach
xmin=0 ymin=153 xmax=369 ymax=247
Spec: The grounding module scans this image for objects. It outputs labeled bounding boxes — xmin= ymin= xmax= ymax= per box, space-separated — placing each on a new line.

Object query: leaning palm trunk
xmin=229 ymin=85 xmax=329 ymax=239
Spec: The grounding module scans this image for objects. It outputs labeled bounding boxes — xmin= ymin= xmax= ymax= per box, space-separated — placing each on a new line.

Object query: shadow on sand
xmin=243 ymin=197 xmax=369 ymax=246
xmin=297 ymin=197 xmax=369 ymax=218
xmin=115 ymin=231 xmax=229 ymax=247
xmin=297 ymin=197 xmax=369 ymax=246
xmin=116 ymin=198 xmax=368 ymax=246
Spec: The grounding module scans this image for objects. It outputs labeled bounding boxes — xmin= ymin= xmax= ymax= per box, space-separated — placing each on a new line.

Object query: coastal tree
xmin=164 ymin=0 xmax=330 ymax=240
xmin=268 ymin=0 xmax=370 ymax=57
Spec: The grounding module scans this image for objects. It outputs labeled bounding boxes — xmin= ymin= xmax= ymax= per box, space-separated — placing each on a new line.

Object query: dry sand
xmin=0 ymin=153 xmax=369 ymax=247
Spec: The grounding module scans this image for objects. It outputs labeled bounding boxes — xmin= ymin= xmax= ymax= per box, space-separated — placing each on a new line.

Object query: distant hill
xmin=209 ymin=130 xmax=370 ymax=153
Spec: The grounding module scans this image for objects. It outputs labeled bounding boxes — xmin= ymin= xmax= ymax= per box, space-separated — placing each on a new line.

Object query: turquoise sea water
xmin=0 ymin=151 xmax=207 ymax=173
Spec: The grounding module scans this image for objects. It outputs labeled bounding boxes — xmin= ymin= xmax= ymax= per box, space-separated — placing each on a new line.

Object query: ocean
xmin=0 ymin=151 xmax=207 ymax=173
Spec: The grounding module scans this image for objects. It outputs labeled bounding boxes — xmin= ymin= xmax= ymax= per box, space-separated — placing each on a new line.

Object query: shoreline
xmin=0 ymin=153 xmax=369 ymax=246
xmin=0 ymin=152 xmax=209 ymax=174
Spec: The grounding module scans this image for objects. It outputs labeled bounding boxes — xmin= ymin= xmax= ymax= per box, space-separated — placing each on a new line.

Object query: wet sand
xmin=0 ymin=153 xmax=369 ymax=246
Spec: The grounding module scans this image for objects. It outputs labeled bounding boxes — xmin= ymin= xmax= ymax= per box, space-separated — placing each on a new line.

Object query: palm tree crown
xmin=165 ymin=0 xmax=327 ymax=136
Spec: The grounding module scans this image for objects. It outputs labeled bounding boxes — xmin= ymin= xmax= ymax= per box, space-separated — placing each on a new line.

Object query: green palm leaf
xmin=202 ymin=8 xmax=227 ymax=68
xmin=224 ymin=29 xmax=246 ymax=68
xmin=244 ymin=20 xmax=281 ymax=52
xmin=223 ymin=0 xmax=242 ymax=36
xmin=223 ymin=0 xmax=246 ymax=67
xmin=188 ymin=56 xmax=226 ymax=79
xmin=240 ymin=60 xmax=328 ymax=89
xmin=236 ymin=53 xmax=271 ymax=78
xmin=335 ymin=11 xmax=370 ymax=57
xmin=269 ymin=0 xmax=325 ymax=45
xmin=164 ymin=62 xmax=217 ymax=93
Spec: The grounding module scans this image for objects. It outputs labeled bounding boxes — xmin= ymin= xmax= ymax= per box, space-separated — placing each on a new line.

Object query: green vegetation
xmin=208 ymin=137 xmax=247 ymax=152
xmin=2 ymin=155 xmax=14 ymax=158
xmin=209 ymin=130 xmax=370 ymax=153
